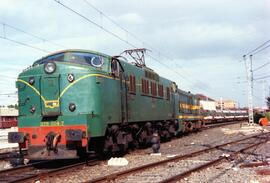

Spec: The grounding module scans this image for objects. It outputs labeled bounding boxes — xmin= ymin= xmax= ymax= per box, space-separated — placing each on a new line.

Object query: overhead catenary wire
xmin=0 ymin=74 xmax=17 ymax=79
xmin=246 ymin=39 xmax=270 ymax=55
xmin=0 ymin=92 xmax=17 ymax=96
xmin=54 ymin=0 xmax=137 ymax=49
xmin=254 ymin=74 xmax=270 ymax=81
xmin=0 ymin=22 xmax=66 ymax=49
xmin=242 ymin=38 xmax=270 ymax=112
xmin=81 ymin=0 xmax=211 ymax=92
xmin=82 ymin=0 xmax=164 ymax=56
xmin=254 ymin=71 xmax=270 ymax=78
xmin=55 ymin=0 xmax=214 ymax=95
xmin=252 ymin=44 xmax=270 ymax=55
xmin=82 ymin=0 xmax=143 ymax=44
xmin=253 ymin=61 xmax=270 ymax=72
xmin=0 ymin=35 xmax=50 ymax=53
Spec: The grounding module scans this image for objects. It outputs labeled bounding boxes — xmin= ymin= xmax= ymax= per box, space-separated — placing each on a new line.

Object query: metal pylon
xmin=244 ymin=55 xmax=254 ymax=124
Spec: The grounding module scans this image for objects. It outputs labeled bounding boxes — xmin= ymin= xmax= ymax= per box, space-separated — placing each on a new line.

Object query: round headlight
xmin=44 ymin=62 xmax=56 ymax=74
xmin=69 ymin=103 xmax=76 ymax=112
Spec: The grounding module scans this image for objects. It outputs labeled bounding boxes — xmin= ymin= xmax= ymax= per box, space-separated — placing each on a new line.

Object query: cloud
xmin=117 ymin=13 xmax=144 ymax=24
xmin=0 ymin=0 xmax=269 ymax=106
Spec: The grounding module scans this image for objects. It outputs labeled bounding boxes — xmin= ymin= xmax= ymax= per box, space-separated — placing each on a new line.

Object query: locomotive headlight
xmin=44 ymin=62 xmax=56 ymax=74
xmin=69 ymin=103 xmax=76 ymax=112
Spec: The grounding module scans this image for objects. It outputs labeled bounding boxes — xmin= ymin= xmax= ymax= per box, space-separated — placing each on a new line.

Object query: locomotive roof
xmin=178 ymin=89 xmax=196 ymax=97
xmin=37 ymin=49 xmax=111 ymax=60
xmin=34 ymin=49 xmax=157 ymax=71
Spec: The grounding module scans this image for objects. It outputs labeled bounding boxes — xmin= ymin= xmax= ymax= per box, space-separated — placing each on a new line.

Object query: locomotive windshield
xmin=33 ymin=52 xmax=104 ymax=68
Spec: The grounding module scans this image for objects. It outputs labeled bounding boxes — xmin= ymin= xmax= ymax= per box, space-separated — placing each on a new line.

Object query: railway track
xmin=203 ymin=120 xmax=245 ymax=129
xmin=0 ymin=120 xmax=238 ymax=161
xmin=0 ymin=121 xmax=255 ymax=182
xmin=85 ymin=132 xmax=269 ymax=183
xmin=0 ymin=158 xmax=98 ymax=183
xmin=0 ymin=150 xmax=27 ymax=161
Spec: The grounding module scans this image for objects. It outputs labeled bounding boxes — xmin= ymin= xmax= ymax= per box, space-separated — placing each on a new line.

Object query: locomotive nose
xmin=41 ymin=72 xmax=61 ymax=117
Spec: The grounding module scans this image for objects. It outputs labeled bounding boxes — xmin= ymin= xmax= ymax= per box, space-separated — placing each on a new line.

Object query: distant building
xmin=0 ymin=108 xmax=18 ymax=128
xmin=216 ymin=99 xmax=237 ymax=109
xmin=200 ymin=100 xmax=216 ymax=111
xmin=196 ymin=94 xmax=216 ymax=111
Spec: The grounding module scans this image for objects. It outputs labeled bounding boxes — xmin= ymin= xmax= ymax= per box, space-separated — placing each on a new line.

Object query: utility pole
xmin=243 ymin=55 xmax=254 ymax=125
xmin=262 ymin=80 xmax=266 ymax=111
xmin=220 ymin=97 xmax=223 ymax=111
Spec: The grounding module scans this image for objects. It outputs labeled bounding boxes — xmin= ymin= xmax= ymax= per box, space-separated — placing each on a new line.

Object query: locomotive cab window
xmin=33 ymin=53 xmax=65 ymax=66
xmin=33 ymin=52 xmax=104 ymax=68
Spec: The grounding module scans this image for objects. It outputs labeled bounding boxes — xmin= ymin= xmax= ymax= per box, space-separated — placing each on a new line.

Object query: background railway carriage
xmin=198 ymin=99 xmax=216 ymax=124
xmin=178 ymin=90 xmax=203 ymax=131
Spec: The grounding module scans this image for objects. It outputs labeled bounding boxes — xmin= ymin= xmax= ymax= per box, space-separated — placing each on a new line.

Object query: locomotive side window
xmin=141 ymin=78 xmax=145 ymax=94
xmin=146 ymin=80 xmax=149 ymax=94
xmin=141 ymin=78 xmax=149 ymax=95
xmin=129 ymin=75 xmax=136 ymax=94
xmin=166 ymin=87 xmax=170 ymax=100
xmin=158 ymin=84 xmax=164 ymax=97
xmin=151 ymin=82 xmax=157 ymax=96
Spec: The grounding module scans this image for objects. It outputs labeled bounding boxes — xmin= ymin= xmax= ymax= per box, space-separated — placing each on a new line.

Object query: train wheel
xmin=185 ymin=122 xmax=194 ymax=132
xmin=9 ymin=151 xmax=24 ymax=166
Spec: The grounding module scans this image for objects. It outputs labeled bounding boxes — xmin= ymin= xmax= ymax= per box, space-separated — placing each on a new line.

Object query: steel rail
xmin=0 ymin=160 xmax=52 ymax=182
xmin=0 ymin=150 xmax=27 ymax=160
xmin=85 ymin=132 xmax=269 ymax=183
xmin=11 ymin=160 xmax=98 ymax=183
xmin=203 ymin=120 xmax=243 ymax=129
xmin=0 ymin=159 xmax=98 ymax=183
xmin=158 ymin=135 xmax=269 ymax=183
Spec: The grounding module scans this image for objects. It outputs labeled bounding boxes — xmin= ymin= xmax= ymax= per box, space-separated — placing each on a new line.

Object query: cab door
xmin=40 ymin=75 xmax=61 ymax=116
xmin=111 ymin=58 xmax=128 ymax=123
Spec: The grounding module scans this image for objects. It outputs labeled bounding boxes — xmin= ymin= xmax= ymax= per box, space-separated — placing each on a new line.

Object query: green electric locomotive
xmin=8 ymin=49 xmax=202 ymax=160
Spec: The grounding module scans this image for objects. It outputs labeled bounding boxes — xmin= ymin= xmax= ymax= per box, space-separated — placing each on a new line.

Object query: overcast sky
xmin=0 ymin=0 xmax=269 ymax=107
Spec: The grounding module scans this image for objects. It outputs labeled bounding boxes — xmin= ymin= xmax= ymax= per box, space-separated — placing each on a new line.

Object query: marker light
xmin=69 ymin=103 xmax=76 ymax=112
xmin=29 ymin=77 xmax=35 ymax=85
xmin=67 ymin=74 xmax=75 ymax=83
